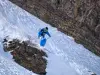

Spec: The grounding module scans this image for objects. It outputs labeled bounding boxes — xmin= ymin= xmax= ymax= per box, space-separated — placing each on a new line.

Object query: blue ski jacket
xmin=38 ymin=28 xmax=51 ymax=38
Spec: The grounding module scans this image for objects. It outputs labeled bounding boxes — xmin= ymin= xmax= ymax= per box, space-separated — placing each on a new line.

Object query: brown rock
xmin=3 ymin=39 xmax=47 ymax=75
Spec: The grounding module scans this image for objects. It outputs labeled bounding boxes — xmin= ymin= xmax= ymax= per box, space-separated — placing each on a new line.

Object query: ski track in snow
xmin=0 ymin=0 xmax=100 ymax=75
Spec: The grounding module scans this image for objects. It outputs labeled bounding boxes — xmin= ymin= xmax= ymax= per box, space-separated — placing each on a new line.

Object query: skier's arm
xmin=46 ymin=32 xmax=51 ymax=37
xmin=38 ymin=31 xmax=41 ymax=38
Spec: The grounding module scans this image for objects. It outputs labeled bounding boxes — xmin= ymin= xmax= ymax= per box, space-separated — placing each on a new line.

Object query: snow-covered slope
xmin=0 ymin=53 xmax=36 ymax=75
xmin=0 ymin=0 xmax=100 ymax=75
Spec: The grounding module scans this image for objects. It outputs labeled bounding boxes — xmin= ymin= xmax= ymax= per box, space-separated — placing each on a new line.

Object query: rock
xmin=3 ymin=39 xmax=47 ymax=75
xmin=95 ymin=24 xmax=100 ymax=38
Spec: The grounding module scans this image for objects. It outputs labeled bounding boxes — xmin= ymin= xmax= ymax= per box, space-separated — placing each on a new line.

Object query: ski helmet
xmin=45 ymin=27 xmax=48 ymax=30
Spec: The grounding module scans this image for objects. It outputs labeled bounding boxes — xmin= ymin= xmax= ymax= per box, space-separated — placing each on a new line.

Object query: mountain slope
xmin=0 ymin=54 xmax=36 ymax=75
xmin=0 ymin=0 xmax=100 ymax=75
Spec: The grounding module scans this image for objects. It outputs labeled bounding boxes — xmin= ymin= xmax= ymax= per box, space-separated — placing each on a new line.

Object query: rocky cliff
xmin=9 ymin=0 xmax=100 ymax=55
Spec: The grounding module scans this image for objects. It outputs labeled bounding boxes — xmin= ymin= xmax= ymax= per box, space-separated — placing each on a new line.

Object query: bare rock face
xmin=95 ymin=24 xmax=100 ymax=37
xmin=9 ymin=0 xmax=100 ymax=55
xmin=3 ymin=39 xmax=47 ymax=75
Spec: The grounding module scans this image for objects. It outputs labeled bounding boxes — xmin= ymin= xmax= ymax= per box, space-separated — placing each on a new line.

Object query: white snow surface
xmin=0 ymin=0 xmax=100 ymax=75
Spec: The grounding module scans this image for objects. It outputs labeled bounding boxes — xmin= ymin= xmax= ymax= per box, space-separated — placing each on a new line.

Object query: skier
xmin=38 ymin=27 xmax=51 ymax=46
xmin=38 ymin=27 xmax=51 ymax=39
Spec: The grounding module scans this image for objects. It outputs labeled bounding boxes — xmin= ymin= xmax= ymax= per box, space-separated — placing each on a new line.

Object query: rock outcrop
xmin=3 ymin=39 xmax=47 ymax=75
xmin=9 ymin=0 xmax=100 ymax=55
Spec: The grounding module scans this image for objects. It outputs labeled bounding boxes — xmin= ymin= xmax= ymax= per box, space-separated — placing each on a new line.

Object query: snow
xmin=0 ymin=0 xmax=99 ymax=75
xmin=46 ymin=54 xmax=78 ymax=75
xmin=0 ymin=54 xmax=37 ymax=75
